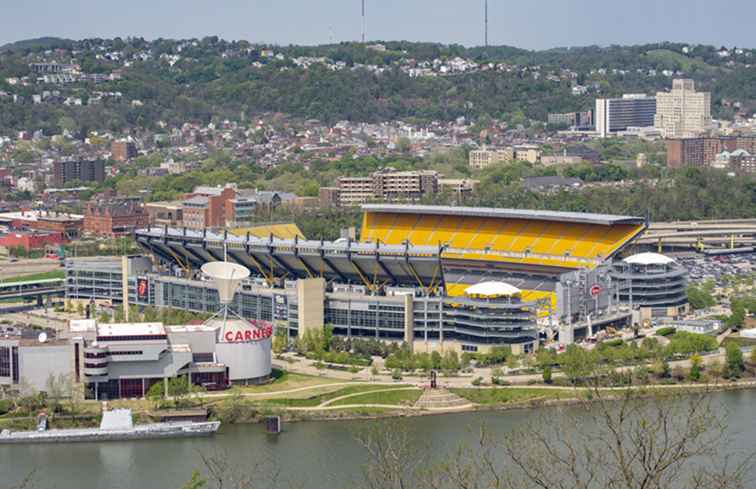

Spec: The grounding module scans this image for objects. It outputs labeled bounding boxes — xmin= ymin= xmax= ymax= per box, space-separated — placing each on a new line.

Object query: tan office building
xmin=654 ymin=79 xmax=711 ymax=138
xmin=468 ymin=146 xmax=514 ymax=169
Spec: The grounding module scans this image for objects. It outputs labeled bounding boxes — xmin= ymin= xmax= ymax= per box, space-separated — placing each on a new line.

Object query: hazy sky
xmin=1 ymin=0 xmax=753 ymax=50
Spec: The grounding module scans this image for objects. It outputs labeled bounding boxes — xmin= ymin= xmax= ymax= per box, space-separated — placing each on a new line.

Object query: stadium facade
xmin=610 ymin=252 xmax=690 ymax=321
xmin=61 ymin=205 xmax=665 ymax=354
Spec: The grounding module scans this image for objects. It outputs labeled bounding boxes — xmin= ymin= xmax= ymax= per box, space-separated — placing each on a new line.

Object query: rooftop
xmin=96 ymin=322 xmax=167 ymax=338
xmin=624 ymin=252 xmax=676 ymax=266
xmin=0 ymin=210 xmax=84 ymax=223
xmin=465 ymin=281 xmax=521 ymax=297
xmin=362 ymin=204 xmax=646 ymax=226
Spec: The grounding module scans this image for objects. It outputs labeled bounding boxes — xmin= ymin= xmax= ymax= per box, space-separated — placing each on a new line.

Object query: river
xmin=2 ymin=389 xmax=755 ymax=489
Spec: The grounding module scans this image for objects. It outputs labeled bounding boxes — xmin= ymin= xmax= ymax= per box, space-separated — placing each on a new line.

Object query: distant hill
xmin=0 ymin=37 xmax=73 ymax=53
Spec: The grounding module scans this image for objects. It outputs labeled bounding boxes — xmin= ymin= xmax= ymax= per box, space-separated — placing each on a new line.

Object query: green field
xmin=450 ymin=388 xmax=570 ymax=405
xmin=329 ymin=388 xmax=422 ymax=407
xmin=0 ymin=270 xmax=65 ymax=284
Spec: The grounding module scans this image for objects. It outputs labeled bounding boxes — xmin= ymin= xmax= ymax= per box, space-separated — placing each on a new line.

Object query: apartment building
xmin=321 ymin=170 xmax=440 ymax=207
xmin=666 ymin=136 xmax=756 ymax=168
xmin=654 ymin=79 xmax=712 ymax=138
xmin=468 ymin=146 xmax=514 ymax=169
xmin=595 ymin=95 xmax=657 ymax=138
xmin=374 ymin=170 xmax=438 ymax=201
xmin=52 ymin=160 xmax=105 ymax=187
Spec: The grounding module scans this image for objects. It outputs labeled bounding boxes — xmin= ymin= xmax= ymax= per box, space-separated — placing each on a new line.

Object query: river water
xmin=2 ymin=389 xmax=755 ymax=489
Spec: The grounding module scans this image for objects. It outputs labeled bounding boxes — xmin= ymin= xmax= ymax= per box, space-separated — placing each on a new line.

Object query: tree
xmin=559 ymin=345 xmax=597 ymax=384
xmin=724 ymin=342 xmax=745 ymax=379
xmin=44 ymin=373 xmax=69 ymax=413
xmin=440 ymin=351 xmax=460 ymax=373
xmin=687 ymin=284 xmax=716 ymax=310
xmin=355 ymin=421 xmax=424 ymax=489
xmin=689 ymin=353 xmax=703 ymax=381
xmin=272 ymin=329 xmax=287 ymax=355
xmin=356 ymin=386 xmax=754 ymax=489
xmin=430 ymin=351 xmax=442 ymax=370
xmin=542 ymin=365 xmax=553 ymax=384
xmin=181 ymin=471 xmax=207 ymax=489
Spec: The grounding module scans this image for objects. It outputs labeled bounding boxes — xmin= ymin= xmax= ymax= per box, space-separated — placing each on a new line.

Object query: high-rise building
xmin=595 ymin=95 xmax=657 ymax=138
xmin=654 ymin=79 xmax=712 ymax=138
xmin=111 ymin=140 xmax=137 ymax=162
xmin=52 ymin=160 xmax=105 ymax=187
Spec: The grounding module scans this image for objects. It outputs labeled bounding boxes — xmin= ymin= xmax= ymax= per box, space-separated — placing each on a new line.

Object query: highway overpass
xmin=637 ymin=219 xmax=756 ymax=252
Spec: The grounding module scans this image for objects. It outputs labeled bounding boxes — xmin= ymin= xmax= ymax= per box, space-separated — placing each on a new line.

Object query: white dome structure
xmin=623 ymin=252 xmax=675 ymax=266
xmin=465 ymin=281 xmax=521 ymax=298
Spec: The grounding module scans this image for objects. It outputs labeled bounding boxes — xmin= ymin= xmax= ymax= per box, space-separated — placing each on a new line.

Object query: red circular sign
xmin=590 ymin=284 xmax=601 ymax=297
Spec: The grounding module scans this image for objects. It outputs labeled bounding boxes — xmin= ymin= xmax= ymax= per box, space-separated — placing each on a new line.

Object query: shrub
xmin=603 ymin=338 xmax=624 ymax=347
xmin=391 ymin=369 xmax=402 ymax=381
xmin=0 ymin=399 xmax=12 ymax=415
xmin=471 ymin=376 xmax=483 ymax=386
xmin=666 ymin=331 xmax=718 ymax=356
xmin=656 ymin=327 xmax=677 ymax=337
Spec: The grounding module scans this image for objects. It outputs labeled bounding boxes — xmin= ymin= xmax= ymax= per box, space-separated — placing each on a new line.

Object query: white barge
xmin=0 ymin=409 xmax=220 ymax=444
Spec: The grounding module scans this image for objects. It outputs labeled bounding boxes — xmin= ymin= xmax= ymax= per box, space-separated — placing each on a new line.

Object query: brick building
xmin=0 ymin=230 xmax=65 ymax=252
xmin=666 ymin=136 xmax=756 ymax=168
xmin=111 ymin=140 xmax=137 ymax=162
xmin=181 ymin=185 xmax=237 ymax=230
xmin=84 ymin=199 xmax=149 ymax=237
xmin=0 ymin=210 xmax=83 ymax=240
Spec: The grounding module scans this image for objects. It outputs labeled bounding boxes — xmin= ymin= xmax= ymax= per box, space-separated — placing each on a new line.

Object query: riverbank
xmin=213 ymin=377 xmax=756 ymax=424
xmin=5 ymin=373 xmax=756 ymax=431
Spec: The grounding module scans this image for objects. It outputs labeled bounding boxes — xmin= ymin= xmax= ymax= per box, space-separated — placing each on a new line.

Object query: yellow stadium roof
xmin=230 ymin=223 xmax=305 ymax=240
xmin=360 ymin=205 xmax=646 ymax=270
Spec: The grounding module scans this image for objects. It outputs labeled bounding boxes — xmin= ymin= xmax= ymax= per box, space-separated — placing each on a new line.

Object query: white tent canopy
xmin=465 ymin=281 xmax=521 ymax=297
xmin=623 ymin=252 xmax=675 ymax=266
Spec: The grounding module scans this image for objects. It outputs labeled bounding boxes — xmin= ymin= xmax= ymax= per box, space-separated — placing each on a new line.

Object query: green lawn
xmin=450 ymin=388 xmax=570 ymax=405
xmin=1 ymin=270 xmax=64 ymax=283
xmin=329 ymin=388 xmax=422 ymax=407
xmin=234 ymin=370 xmax=345 ymax=395
xmin=259 ymin=384 xmax=411 ymax=407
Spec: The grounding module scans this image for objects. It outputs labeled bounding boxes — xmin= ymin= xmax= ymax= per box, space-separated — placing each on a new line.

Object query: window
xmin=11 ymin=347 xmax=19 ymax=384
xmin=0 ymin=347 xmax=10 ymax=377
xmin=461 ymin=345 xmax=478 ymax=353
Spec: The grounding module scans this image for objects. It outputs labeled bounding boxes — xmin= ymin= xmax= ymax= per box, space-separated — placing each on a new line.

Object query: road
xmin=0 ymin=258 xmax=61 ymax=280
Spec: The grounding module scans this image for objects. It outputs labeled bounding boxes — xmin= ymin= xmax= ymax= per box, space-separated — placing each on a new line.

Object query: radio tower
xmin=484 ymin=0 xmax=489 ymax=47
xmin=361 ymin=0 xmax=366 ymax=43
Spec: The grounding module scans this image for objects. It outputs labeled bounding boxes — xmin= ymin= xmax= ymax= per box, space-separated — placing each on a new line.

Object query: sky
xmin=1 ymin=0 xmax=754 ymax=50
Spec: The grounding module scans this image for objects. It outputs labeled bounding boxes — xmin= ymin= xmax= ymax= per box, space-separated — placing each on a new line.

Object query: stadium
xmin=85 ymin=204 xmax=661 ymax=354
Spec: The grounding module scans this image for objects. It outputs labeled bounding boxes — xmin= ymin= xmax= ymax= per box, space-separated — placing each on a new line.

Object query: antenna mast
xmin=361 ymin=0 xmax=366 ymax=43
xmin=484 ymin=0 xmax=489 ymax=47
